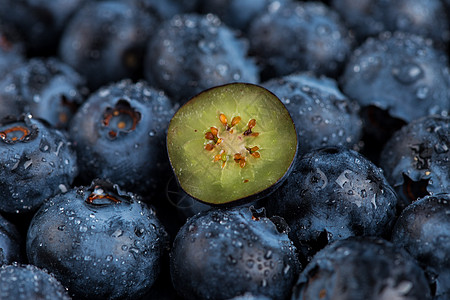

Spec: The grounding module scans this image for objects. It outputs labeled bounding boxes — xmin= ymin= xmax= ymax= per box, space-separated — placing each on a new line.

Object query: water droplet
xmin=392 ymin=63 xmax=423 ymax=84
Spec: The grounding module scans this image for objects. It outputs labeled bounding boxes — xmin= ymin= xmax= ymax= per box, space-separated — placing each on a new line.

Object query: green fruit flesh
xmin=167 ymin=83 xmax=297 ymax=205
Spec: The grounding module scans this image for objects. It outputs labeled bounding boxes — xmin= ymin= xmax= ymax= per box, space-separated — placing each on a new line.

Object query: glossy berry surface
xmin=341 ymin=31 xmax=450 ymax=124
xmin=144 ymin=13 xmax=259 ymax=104
xmin=199 ymin=0 xmax=287 ymax=31
xmin=0 ymin=57 xmax=87 ymax=129
xmin=263 ymin=72 xmax=362 ymax=155
xmin=170 ymin=206 xmax=300 ymax=300
xmin=59 ymin=1 xmax=158 ymax=90
xmin=391 ymin=193 xmax=450 ymax=299
xmin=331 ymin=0 xmax=450 ymax=47
xmin=248 ymin=1 xmax=353 ymax=80
xmin=292 ymin=237 xmax=432 ymax=300
xmin=0 ymin=263 xmax=71 ymax=300
xmin=266 ymin=147 xmax=397 ymax=264
xmin=0 ymin=213 xmax=22 ymax=265
xmin=380 ymin=115 xmax=449 ymax=211
xmin=26 ymin=179 xmax=169 ymax=300
xmin=0 ymin=115 xmax=78 ymax=214
xmin=69 ymin=80 xmax=174 ymax=196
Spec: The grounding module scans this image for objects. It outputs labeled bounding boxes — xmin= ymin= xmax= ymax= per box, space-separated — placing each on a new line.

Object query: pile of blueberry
xmin=0 ymin=0 xmax=449 ymax=299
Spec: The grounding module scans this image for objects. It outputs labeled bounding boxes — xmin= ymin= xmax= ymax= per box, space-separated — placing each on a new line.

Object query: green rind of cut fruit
xmin=167 ymin=83 xmax=297 ymax=205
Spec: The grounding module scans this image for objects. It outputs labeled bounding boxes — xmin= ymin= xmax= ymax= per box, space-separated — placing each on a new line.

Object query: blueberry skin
xmin=292 ymin=237 xmax=432 ymax=300
xmin=330 ymin=0 xmax=385 ymax=42
xmin=0 ymin=213 xmax=22 ymax=265
xmin=199 ymin=0 xmax=287 ymax=31
xmin=26 ymin=180 xmax=169 ymax=300
xmin=170 ymin=206 xmax=300 ymax=300
xmin=331 ymin=0 xmax=450 ymax=47
xmin=263 ymin=72 xmax=362 ymax=155
xmin=0 ymin=57 xmax=87 ymax=129
xmin=391 ymin=193 xmax=450 ymax=299
xmin=59 ymin=1 xmax=158 ymax=90
xmin=266 ymin=147 xmax=397 ymax=264
xmin=123 ymin=0 xmax=201 ymax=20
xmin=248 ymin=1 xmax=353 ymax=80
xmin=380 ymin=115 xmax=449 ymax=211
xmin=144 ymin=13 xmax=259 ymax=104
xmin=0 ymin=0 xmax=87 ymax=57
xmin=0 ymin=263 xmax=71 ymax=300
xmin=0 ymin=115 xmax=78 ymax=214
xmin=341 ymin=31 xmax=450 ymax=124
xmin=70 ymin=80 xmax=174 ymax=196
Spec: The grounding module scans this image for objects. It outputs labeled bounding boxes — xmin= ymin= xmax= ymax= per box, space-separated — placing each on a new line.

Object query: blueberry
xmin=199 ymin=0 xmax=288 ymax=32
xmin=0 ymin=263 xmax=71 ymax=300
xmin=266 ymin=147 xmax=397 ymax=264
xmin=248 ymin=1 xmax=353 ymax=80
xmin=331 ymin=0 xmax=450 ymax=47
xmin=144 ymin=13 xmax=259 ymax=104
xmin=69 ymin=80 xmax=175 ymax=196
xmin=170 ymin=206 xmax=300 ymax=300
xmin=391 ymin=193 xmax=450 ymax=299
xmin=26 ymin=179 xmax=169 ymax=299
xmin=0 ymin=57 xmax=87 ymax=129
xmin=0 ymin=213 xmax=22 ymax=265
xmin=263 ymin=72 xmax=362 ymax=155
xmin=0 ymin=114 xmax=78 ymax=214
xmin=292 ymin=237 xmax=432 ymax=300
xmin=380 ymin=115 xmax=449 ymax=211
xmin=59 ymin=1 xmax=159 ymax=90
xmin=0 ymin=0 xmax=87 ymax=56
xmin=341 ymin=31 xmax=450 ymax=124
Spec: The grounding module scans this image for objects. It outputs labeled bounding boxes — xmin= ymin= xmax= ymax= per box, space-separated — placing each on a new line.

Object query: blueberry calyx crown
xmin=0 ymin=115 xmax=39 ymax=144
xmin=102 ymin=99 xmax=141 ymax=139
xmin=81 ymin=179 xmax=134 ymax=206
xmin=204 ymin=113 xmax=260 ymax=170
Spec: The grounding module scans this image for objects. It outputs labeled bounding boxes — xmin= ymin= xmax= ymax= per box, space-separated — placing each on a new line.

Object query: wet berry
xmin=341 ymin=32 xmax=450 ymax=124
xmin=248 ymin=1 xmax=353 ymax=80
xmin=292 ymin=237 xmax=432 ymax=300
xmin=0 ymin=57 xmax=87 ymax=129
xmin=263 ymin=72 xmax=362 ymax=155
xmin=69 ymin=80 xmax=174 ymax=196
xmin=380 ymin=115 xmax=449 ymax=211
xmin=0 ymin=114 xmax=78 ymax=214
xmin=199 ymin=0 xmax=287 ymax=32
xmin=144 ymin=13 xmax=259 ymax=104
xmin=0 ymin=213 xmax=22 ymax=265
xmin=59 ymin=1 xmax=158 ymax=90
xmin=26 ymin=179 xmax=169 ymax=299
xmin=266 ymin=147 xmax=397 ymax=264
xmin=391 ymin=193 xmax=450 ymax=299
xmin=0 ymin=263 xmax=71 ymax=300
xmin=170 ymin=206 xmax=300 ymax=300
